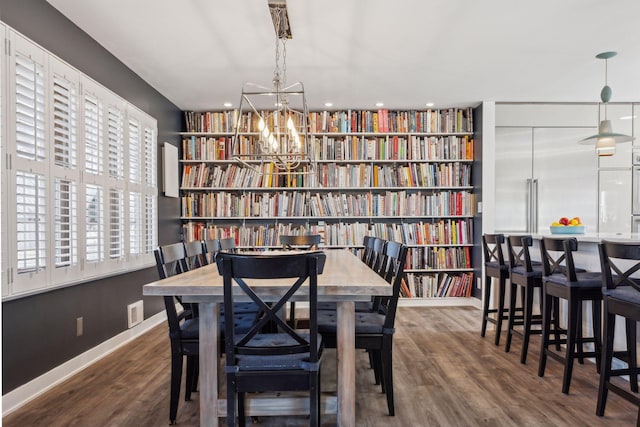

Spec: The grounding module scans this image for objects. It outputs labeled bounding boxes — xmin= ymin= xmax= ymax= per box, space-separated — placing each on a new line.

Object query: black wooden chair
xmin=481 ymin=233 xmax=510 ymax=345
xmin=318 ymin=240 xmax=408 ymax=416
xmin=361 ymin=235 xmax=375 ymax=265
xmin=537 ymin=237 xmax=602 ymax=394
xmin=279 ymin=233 xmax=322 ymax=250
xmin=220 ymin=236 xmax=238 ymax=252
xmin=596 ymin=240 xmax=640 ymax=421
xmin=154 ymin=243 xmax=198 ymax=425
xmin=184 ymin=240 xmax=207 ymax=269
xmin=370 ymin=237 xmax=387 ymax=275
xmin=279 ymin=234 xmax=322 ymax=325
xmin=216 ymin=251 xmax=327 ymax=427
xmin=505 ymin=235 xmax=544 ymax=363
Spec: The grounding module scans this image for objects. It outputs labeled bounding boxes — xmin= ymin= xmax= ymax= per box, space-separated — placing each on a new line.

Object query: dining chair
xmin=216 ymin=251 xmax=327 ymax=427
xmin=202 ymin=238 xmax=221 ymax=264
xmin=504 ymin=235 xmax=544 ymax=363
xmin=596 ymin=240 xmax=640 ymax=422
xmin=279 ymin=234 xmax=322 ymax=326
xmin=481 ymin=233 xmax=510 ymax=345
xmin=154 ymin=243 xmax=199 ymax=425
xmin=537 ymin=237 xmax=602 ymax=394
xmin=318 ymin=240 xmax=408 ymax=416
xmin=184 ymin=240 xmax=207 ymax=269
xmin=279 ymin=233 xmax=321 ymax=250
xmin=220 ymin=236 xmax=238 ymax=252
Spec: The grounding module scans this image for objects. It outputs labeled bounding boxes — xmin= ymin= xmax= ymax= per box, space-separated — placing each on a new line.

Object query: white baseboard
xmin=2 ymin=310 xmax=167 ymax=416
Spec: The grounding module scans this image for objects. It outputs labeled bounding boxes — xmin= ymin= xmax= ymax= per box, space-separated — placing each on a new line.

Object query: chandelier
xmin=578 ymin=51 xmax=634 ymax=156
xmin=232 ymin=0 xmax=314 ymax=176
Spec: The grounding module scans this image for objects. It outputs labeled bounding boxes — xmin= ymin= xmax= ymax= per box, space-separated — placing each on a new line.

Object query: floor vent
xmin=127 ymin=300 xmax=144 ymax=328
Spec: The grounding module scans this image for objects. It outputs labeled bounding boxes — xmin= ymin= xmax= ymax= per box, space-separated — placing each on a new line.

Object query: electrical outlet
xmin=477 ymin=277 xmax=482 ymax=290
xmin=76 ymin=317 xmax=83 ymax=337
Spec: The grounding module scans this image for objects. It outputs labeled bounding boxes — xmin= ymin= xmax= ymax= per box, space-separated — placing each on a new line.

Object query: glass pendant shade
xmin=580 ymin=119 xmax=635 ymax=156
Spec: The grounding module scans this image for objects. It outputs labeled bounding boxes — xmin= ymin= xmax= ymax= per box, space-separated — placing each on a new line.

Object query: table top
xmin=143 ymin=248 xmax=392 ymax=303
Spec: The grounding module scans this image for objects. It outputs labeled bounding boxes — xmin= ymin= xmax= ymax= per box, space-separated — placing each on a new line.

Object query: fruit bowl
xmin=550 ymin=225 xmax=585 ymax=234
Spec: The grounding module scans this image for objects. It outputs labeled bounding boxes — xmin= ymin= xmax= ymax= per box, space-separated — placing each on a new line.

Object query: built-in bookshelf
xmin=179 ymin=108 xmax=478 ymax=301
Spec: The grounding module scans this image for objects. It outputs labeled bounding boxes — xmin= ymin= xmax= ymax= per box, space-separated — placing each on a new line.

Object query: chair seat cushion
xmin=544 ymin=271 xmax=602 ymax=288
xmin=179 ymin=318 xmax=199 ymax=339
xmin=220 ymin=302 xmax=261 ymax=315
xmin=510 ymin=265 xmax=543 ymax=278
xmin=317 ymin=310 xmax=386 ymax=334
xmin=220 ymin=312 xmax=260 ymax=335
xmin=234 ymin=332 xmax=323 ymax=371
xmin=603 ymin=285 xmax=640 ymax=305
xmin=485 ymin=261 xmax=508 ymax=271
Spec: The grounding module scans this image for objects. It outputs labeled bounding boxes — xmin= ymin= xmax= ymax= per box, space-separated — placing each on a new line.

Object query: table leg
xmin=336 ymin=300 xmax=355 ymax=427
xmin=200 ymin=302 xmax=219 ymax=427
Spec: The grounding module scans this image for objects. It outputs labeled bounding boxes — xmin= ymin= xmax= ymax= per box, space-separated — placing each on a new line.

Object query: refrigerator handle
xmin=526 ymin=178 xmax=532 ymax=232
xmin=532 ymin=178 xmax=539 ymax=232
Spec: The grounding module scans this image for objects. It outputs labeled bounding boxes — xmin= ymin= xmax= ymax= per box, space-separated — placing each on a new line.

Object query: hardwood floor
xmin=3 ymin=306 xmax=637 ymax=426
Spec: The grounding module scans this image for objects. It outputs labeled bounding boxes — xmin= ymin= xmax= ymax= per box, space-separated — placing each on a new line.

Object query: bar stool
xmin=504 ymin=235 xmax=544 ymax=363
xmin=538 ymin=237 xmax=602 ymax=394
xmin=596 ymin=240 xmax=639 ymax=421
xmin=481 ymin=233 xmax=510 ymax=345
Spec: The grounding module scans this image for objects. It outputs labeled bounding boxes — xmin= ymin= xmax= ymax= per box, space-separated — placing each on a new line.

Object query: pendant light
xmin=578 ymin=51 xmax=634 ymax=156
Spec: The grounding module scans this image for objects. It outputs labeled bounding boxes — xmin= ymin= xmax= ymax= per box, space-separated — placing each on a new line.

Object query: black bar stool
xmin=538 ymin=237 xmax=602 ymax=394
xmin=504 ymin=235 xmax=544 ymax=363
xmin=481 ymin=233 xmax=510 ymax=345
xmin=596 ymin=240 xmax=639 ymax=421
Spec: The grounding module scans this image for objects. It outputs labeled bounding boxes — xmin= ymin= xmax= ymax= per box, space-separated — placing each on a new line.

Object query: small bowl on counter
xmin=550 ymin=225 xmax=585 ymax=234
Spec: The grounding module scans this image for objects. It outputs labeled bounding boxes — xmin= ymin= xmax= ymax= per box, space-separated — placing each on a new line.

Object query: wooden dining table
xmin=143 ymin=248 xmax=392 ymax=427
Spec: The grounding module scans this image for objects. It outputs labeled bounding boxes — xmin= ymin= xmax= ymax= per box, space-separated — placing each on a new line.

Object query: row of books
xmin=406 ymin=245 xmax=471 ymax=270
xmin=183 ymin=108 xmax=474 ymax=134
xmin=308 ymin=108 xmax=474 ymax=134
xmin=181 ymin=134 xmax=474 ymax=163
xmin=181 ymin=221 xmax=473 ymax=248
xmin=404 ymin=272 xmax=474 ymax=298
xmin=184 ymin=111 xmax=237 ymax=133
xmin=181 ymin=190 xmax=475 ymax=218
xmin=181 ymin=163 xmax=312 ymax=189
xmin=316 ymin=162 xmax=471 ymax=188
xmin=313 ymin=135 xmax=473 ymax=161
xmin=181 ymin=162 xmax=471 ymax=189
xmin=396 ymin=219 xmax=473 ymax=245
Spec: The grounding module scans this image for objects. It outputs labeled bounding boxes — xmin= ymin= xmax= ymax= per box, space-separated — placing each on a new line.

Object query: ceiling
xmin=46 ymin=0 xmax=640 ymax=112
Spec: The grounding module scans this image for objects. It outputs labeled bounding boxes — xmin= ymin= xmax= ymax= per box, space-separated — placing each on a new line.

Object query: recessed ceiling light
xmin=223 ymin=102 xmax=232 ymax=108
xmin=375 ymin=102 xmax=384 ymax=107
xmin=620 ymin=115 xmax=637 ymax=120
xmin=324 ymin=102 xmax=333 ymax=107
xmin=426 ymin=102 xmax=435 ymax=107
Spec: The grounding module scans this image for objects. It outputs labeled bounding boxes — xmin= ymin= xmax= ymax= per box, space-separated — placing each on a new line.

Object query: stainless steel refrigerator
xmin=495 ymin=126 xmax=598 ymax=234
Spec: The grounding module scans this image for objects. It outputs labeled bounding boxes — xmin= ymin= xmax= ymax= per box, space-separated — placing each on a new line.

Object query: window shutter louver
xmin=15 ymin=53 xmax=46 ymax=162
xmin=128 ymin=119 xmax=140 ymax=184
xmin=52 ymin=74 xmax=77 ymax=168
xmin=144 ymin=126 xmax=155 ymax=186
xmin=144 ymin=194 xmax=156 ymax=254
xmin=108 ymin=188 xmax=124 ymax=259
xmin=129 ymin=192 xmax=141 ymax=255
xmin=16 ymin=171 xmax=46 ymax=273
xmin=85 ymin=184 xmax=104 ymax=263
xmin=54 ymin=178 xmax=78 ymax=267
xmin=84 ymin=93 xmax=103 ymax=175
xmin=107 ymin=107 xmax=124 ymax=179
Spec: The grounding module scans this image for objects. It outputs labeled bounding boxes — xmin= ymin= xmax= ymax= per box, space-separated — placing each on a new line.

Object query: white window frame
xmin=2 ymin=25 xmax=158 ymax=299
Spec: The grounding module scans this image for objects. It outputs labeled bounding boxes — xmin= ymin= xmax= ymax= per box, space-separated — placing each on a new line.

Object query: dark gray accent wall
xmin=472 ymin=105 xmax=483 ymax=298
xmin=1 ymin=0 xmax=183 ymax=393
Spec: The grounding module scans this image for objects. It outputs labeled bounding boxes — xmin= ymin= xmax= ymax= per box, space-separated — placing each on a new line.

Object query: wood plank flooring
xmin=3 ymin=306 xmax=638 ymax=426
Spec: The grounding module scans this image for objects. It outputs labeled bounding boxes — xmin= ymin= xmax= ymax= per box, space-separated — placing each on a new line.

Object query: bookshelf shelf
xmin=180 ymin=108 xmax=478 ymax=301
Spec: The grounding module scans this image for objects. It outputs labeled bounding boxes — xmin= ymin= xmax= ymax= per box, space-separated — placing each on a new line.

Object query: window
xmin=3 ymin=27 xmax=158 ymax=298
